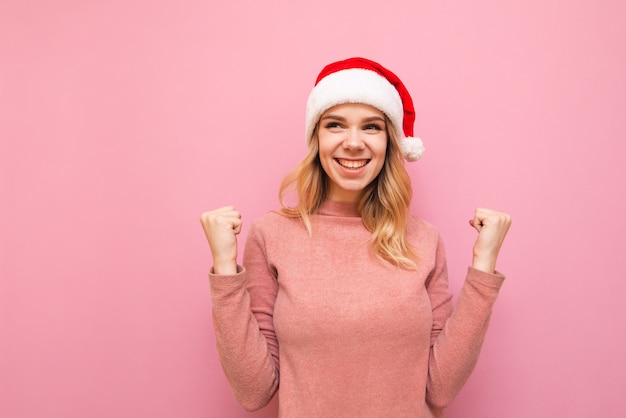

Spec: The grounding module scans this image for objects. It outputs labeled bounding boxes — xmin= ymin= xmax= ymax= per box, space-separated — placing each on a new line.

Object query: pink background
xmin=2 ymin=1 xmax=625 ymax=417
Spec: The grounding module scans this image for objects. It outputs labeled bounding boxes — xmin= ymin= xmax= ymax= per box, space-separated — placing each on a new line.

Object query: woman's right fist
xmin=199 ymin=206 xmax=242 ymax=275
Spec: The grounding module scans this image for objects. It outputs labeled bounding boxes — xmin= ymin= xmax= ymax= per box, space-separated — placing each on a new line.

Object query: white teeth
xmin=337 ymin=159 xmax=368 ymax=169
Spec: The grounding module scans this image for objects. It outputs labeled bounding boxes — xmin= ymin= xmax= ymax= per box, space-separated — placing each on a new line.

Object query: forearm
xmin=210 ymin=269 xmax=279 ymax=411
xmin=426 ymin=267 xmax=504 ymax=408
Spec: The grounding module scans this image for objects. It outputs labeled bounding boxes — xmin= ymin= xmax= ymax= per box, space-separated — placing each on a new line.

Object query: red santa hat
xmin=305 ymin=57 xmax=425 ymax=162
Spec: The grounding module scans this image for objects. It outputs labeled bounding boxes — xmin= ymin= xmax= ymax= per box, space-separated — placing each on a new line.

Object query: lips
xmin=336 ymin=158 xmax=370 ymax=169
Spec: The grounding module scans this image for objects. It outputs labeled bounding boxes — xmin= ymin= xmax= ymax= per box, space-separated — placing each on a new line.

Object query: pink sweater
xmin=209 ymin=200 xmax=505 ymax=417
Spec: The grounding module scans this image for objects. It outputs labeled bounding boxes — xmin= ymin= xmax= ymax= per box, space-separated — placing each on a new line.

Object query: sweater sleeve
xmin=209 ymin=222 xmax=279 ymax=411
xmin=424 ymin=235 xmax=505 ymax=409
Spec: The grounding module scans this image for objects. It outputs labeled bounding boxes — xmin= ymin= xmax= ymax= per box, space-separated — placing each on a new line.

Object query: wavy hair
xmin=278 ymin=116 xmax=417 ymax=270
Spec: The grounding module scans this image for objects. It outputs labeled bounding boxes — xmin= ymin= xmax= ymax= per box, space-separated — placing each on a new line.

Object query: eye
xmin=324 ymin=122 xmax=343 ymax=129
xmin=364 ymin=123 xmax=383 ymax=131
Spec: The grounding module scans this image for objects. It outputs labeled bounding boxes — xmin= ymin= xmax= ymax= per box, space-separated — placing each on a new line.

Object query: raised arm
xmin=200 ymin=208 xmax=280 ymax=411
xmin=425 ymin=208 xmax=511 ymax=409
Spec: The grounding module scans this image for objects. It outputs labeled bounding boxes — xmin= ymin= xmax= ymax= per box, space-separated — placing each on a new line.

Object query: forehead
xmin=321 ymin=103 xmax=386 ymax=119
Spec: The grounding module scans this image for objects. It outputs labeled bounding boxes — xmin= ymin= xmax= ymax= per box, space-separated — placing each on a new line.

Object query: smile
xmin=336 ymin=159 xmax=369 ymax=169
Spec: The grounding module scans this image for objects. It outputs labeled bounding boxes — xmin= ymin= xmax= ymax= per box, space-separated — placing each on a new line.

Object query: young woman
xmin=200 ymin=57 xmax=511 ymax=417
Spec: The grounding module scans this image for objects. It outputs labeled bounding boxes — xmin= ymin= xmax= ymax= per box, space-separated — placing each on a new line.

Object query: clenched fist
xmin=468 ymin=208 xmax=512 ymax=274
xmin=200 ymin=206 xmax=242 ymax=275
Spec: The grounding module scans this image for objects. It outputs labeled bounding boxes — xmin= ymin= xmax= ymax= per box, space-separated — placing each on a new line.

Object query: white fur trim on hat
xmin=305 ymin=68 xmax=405 ymax=144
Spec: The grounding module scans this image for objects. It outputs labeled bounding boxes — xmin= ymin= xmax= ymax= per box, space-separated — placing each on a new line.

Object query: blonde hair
xmin=279 ymin=117 xmax=417 ymax=270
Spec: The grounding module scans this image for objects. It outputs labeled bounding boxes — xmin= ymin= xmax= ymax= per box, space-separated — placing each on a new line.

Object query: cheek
xmin=318 ymin=155 xmax=332 ymax=175
xmin=317 ymin=140 xmax=329 ymax=156
xmin=315 ymin=142 xmax=333 ymax=173
xmin=372 ymin=141 xmax=388 ymax=174
xmin=317 ymin=136 xmax=336 ymax=162
xmin=373 ymin=160 xmax=386 ymax=178
xmin=374 ymin=139 xmax=388 ymax=160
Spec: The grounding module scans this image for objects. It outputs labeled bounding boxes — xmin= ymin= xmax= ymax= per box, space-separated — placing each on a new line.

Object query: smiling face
xmin=316 ymin=103 xmax=388 ymax=203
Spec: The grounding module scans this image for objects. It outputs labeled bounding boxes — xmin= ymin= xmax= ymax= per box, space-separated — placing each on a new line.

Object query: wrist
xmin=472 ymin=255 xmax=496 ymax=274
xmin=212 ymin=258 xmax=238 ymax=275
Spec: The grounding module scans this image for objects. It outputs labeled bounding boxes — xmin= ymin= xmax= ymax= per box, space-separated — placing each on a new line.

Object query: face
xmin=316 ymin=103 xmax=388 ymax=203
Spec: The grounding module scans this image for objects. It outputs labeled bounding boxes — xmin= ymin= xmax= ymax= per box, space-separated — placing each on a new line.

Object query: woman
xmin=200 ymin=57 xmax=511 ymax=417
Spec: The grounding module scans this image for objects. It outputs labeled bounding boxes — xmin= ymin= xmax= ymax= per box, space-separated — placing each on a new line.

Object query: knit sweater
xmin=209 ymin=200 xmax=505 ymax=418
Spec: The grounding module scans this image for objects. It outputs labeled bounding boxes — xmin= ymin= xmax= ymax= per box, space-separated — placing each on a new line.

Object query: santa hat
xmin=305 ymin=57 xmax=425 ymax=162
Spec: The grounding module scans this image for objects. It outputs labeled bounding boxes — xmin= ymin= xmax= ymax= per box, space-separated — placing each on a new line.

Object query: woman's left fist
xmin=469 ymin=208 xmax=512 ymax=273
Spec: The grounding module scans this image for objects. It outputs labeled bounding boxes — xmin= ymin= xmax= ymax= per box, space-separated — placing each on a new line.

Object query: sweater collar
xmin=317 ymin=200 xmax=360 ymax=217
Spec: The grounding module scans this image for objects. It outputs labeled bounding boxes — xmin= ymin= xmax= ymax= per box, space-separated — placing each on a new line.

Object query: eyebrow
xmin=320 ymin=114 xmax=386 ymax=123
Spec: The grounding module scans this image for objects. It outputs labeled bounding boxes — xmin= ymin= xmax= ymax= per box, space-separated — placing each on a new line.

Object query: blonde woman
xmin=201 ymin=57 xmax=511 ymax=417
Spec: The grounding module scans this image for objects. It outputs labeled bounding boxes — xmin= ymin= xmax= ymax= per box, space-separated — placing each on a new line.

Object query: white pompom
xmin=401 ymin=137 xmax=425 ymax=162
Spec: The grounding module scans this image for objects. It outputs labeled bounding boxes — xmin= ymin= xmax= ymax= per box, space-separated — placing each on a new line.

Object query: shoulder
xmin=406 ymin=215 xmax=446 ymax=271
xmin=406 ymin=214 xmax=443 ymax=253
xmin=252 ymin=209 xmax=300 ymax=227
xmin=248 ymin=210 xmax=307 ymax=238
xmin=244 ymin=210 xmax=310 ymax=258
xmin=407 ymin=214 xmax=440 ymax=238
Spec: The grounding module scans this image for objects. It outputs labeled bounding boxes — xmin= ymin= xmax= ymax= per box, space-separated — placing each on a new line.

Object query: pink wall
xmin=2 ymin=1 xmax=625 ymax=417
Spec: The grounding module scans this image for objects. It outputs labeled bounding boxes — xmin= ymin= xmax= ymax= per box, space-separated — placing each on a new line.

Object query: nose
xmin=343 ymin=128 xmax=365 ymax=150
